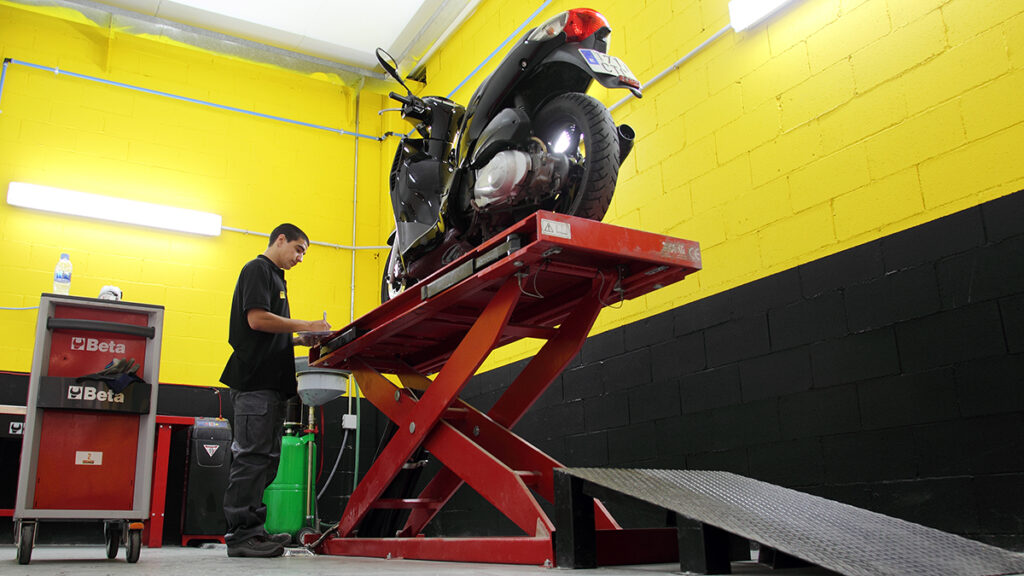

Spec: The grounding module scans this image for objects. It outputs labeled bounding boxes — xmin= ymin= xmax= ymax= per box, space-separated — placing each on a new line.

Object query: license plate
xmin=579 ymin=48 xmax=639 ymax=86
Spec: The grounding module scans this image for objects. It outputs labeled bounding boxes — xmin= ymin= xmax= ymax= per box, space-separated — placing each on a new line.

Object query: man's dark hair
xmin=268 ymin=223 xmax=309 ymax=247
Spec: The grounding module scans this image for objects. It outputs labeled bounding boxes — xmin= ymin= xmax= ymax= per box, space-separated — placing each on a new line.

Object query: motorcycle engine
xmin=472 ymin=149 xmax=569 ymax=210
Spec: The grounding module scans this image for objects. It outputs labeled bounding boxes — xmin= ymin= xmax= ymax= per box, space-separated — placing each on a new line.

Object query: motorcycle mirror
xmin=376 ymin=48 xmax=412 ymax=95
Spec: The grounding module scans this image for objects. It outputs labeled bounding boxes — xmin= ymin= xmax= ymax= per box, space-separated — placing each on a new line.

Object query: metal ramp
xmin=555 ymin=468 xmax=1024 ymax=576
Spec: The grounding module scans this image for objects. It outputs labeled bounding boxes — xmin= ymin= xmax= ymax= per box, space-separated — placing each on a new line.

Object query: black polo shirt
xmin=220 ymin=254 xmax=297 ymax=395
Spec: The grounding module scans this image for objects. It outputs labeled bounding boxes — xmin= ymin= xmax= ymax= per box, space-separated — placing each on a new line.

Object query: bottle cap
xmin=61 ymin=253 xmax=69 ymax=259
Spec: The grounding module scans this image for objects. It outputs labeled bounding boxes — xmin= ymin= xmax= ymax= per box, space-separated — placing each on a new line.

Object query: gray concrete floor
xmin=2 ymin=543 xmax=840 ymax=575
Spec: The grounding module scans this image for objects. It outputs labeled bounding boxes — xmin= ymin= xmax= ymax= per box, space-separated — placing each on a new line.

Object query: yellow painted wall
xmin=3 ymin=0 xmax=1023 ymax=382
xmin=415 ymin=0 xmax=1024 ymax=368
xmin=0 ymin=3 xmax=391 ymax=384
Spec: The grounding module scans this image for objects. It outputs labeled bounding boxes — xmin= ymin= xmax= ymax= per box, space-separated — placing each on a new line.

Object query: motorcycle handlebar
xmin=390 ymin=91 xmax=431 ymax=123
xmin=389 ymin=91 xmax=412 ymax=105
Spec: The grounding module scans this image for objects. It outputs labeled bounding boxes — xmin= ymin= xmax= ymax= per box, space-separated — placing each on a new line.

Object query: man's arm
xmin=247 ymin=309 xmax=330 ymax=334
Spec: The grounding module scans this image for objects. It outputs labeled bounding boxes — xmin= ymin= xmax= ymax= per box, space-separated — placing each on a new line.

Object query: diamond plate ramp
xmin=563 ymin=468 xmax=1024 ymax=576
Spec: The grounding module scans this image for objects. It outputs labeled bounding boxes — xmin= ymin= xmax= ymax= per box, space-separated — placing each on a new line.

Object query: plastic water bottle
xmin=53 ymin=253 xmax=72 ymax=295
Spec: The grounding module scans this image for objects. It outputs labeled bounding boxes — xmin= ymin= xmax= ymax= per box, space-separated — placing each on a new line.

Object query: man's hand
xmin=294 ymin=318 xmax=332 ymax=346
xmin=306 ymin=319 xmax=331 ymax=332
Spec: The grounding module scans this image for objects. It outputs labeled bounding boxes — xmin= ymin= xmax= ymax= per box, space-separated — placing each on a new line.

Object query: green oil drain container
xmin=262 ymin=432 xmax=316 ymax=536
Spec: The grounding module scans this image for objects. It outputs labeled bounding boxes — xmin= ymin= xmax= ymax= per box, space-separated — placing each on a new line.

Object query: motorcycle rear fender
xmin=469 ymin=107 xmax=532 ymax=168
xmin=460 ymin=27 xmax=621 ymax=158
xmin=540 ymin=44 xmax=642 ymax=95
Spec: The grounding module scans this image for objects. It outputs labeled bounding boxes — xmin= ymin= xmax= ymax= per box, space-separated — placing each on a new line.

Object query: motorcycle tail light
xmin=527 ymin=12 xmax=568 ymax=42
xmin=564 ymin=8 xmax=610 ymax=42
xmin=526 ymin=9 xmax=610 ymax=42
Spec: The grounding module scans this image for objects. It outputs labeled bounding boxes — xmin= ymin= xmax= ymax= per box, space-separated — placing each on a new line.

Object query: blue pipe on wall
xmin=0 ymin=0 xmax=555 ymax=141
xmin=0 ymin=57 xmax=381 ymax=141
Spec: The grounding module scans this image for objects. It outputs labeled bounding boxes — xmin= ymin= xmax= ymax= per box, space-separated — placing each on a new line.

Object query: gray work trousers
xmin=223 ymin=389 xmax=285 ymax=545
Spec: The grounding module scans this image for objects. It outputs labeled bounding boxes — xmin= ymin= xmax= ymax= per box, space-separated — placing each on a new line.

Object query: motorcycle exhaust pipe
xmin=617 ymin=124 xmax=635 ymax=163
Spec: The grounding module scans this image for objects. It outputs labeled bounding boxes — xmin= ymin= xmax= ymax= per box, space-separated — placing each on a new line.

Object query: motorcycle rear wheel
xmin=533 ymin=92 xmax=620 ymax=221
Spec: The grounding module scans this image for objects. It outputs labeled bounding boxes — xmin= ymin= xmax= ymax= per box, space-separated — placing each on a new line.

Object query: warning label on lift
xmin=541 ymin=219 xmax=571 ymax=239
xmin=203 ymin=444 xmax=220 ymax=457
xmin=75 ymin=451 xmax=103 ymax=465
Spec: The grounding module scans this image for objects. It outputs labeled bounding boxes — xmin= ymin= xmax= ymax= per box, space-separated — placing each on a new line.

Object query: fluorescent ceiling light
xmin=728 ymin=0 xmax=797 ymax=32
xmin=6 ymin=182 xmax=222 ymax=236
xmin=166 ymin=0 xmax=426 ymax=54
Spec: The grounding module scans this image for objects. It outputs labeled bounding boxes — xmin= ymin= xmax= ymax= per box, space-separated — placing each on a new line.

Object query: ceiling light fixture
xmin=6 ymin=181 xmax=222 ymax=236
xmin=728 ymin=0 xmax=797 ymax=32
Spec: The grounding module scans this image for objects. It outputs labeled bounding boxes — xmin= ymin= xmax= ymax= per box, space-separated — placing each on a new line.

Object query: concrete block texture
xmin=461 ymin=191 xmax=1024 ymax=547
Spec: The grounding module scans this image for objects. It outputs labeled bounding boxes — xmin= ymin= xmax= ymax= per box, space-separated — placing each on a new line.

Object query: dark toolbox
xmin=182 ymin=417 xmax=232 ymax=541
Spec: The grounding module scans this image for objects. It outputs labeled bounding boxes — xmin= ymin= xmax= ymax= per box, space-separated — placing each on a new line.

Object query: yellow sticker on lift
xmin=75 ymin=451 xmax=102 ymax=465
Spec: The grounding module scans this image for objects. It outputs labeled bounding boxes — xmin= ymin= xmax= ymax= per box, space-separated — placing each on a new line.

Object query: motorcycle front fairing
xmin=390 ymin=96 xmax=464 ymax=258
xmin=390 ymin=139 xmax=446 ymax=256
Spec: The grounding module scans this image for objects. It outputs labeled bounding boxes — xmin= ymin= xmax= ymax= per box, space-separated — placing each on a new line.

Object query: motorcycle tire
xmin=533 ymin=92 xmax=620 ymax=221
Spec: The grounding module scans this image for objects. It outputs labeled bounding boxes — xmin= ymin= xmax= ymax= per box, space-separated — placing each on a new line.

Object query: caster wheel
xmin=104 ymin=522 xmax=122 ymax=559
xmin=296 ymin=527 xmax=320 ymax=546
xmin=126 ymin=529 xmax=142 ymax=564
xmin=16 ymin=521 xmax=35 ymax=565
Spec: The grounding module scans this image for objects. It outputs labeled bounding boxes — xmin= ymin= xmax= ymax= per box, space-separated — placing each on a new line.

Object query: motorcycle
xmin=377 ymin=7 xmax=642 ymax=301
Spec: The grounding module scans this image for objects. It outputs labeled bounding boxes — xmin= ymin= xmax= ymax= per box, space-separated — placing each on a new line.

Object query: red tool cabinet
xmin=14 ymin=294 xmax=163 ymax=564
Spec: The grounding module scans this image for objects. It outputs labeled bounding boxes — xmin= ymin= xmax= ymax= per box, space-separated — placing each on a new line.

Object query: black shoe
xmin=262 ymin=532 xmax=293 ymax=546
xmin=227 ymin=536 xmax=284 ymax=558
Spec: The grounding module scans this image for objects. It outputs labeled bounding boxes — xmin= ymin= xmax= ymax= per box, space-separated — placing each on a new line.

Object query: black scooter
xmin=378 ymin=7 xmax=641 ymax=301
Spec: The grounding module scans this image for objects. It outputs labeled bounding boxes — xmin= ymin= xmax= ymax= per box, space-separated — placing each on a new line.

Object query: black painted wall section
xmin=429 ymin=189 xmax=1024 ymax=550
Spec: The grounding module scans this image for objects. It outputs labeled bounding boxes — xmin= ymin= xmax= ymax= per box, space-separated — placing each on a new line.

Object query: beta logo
xmin=67 ymin=385 xmax=125 ymax=404
xmin=70 ymin=337 xmax=126 ymax=354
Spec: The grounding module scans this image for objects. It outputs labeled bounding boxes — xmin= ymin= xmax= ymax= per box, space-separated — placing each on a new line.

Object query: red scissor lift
xmin=310 ymin=211 xmax=701 ymax=565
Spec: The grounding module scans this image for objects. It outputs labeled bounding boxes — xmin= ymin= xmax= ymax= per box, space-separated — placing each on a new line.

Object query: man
xmin=220 ymin=223 xmax=330 ymax=558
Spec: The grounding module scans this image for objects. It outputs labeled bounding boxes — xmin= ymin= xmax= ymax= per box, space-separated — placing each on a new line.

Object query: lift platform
xmin=555 ymin=468 xmax=1024 ymax=575
xmin=308 ymin=211 xmax=701 ymax=565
